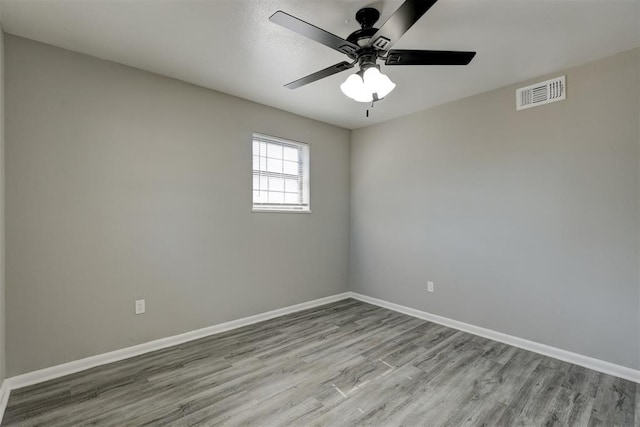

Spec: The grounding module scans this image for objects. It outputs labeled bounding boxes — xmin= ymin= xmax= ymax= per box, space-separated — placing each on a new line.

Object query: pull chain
xmin=366 ymin=100 xmax=375 ymax=118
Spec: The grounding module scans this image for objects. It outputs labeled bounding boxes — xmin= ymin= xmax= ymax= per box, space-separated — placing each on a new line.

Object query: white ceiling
xmin=1 ymin=0 xmax=639 ymax=129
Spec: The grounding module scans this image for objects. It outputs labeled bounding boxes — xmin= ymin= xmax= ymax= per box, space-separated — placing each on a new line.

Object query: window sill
xmin=252 ymin=208 xmax=311 ymax=214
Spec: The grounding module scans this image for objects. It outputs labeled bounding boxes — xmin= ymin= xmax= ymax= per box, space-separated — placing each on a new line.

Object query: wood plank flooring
xmin=3 ymin=299 xmax=637 ymax=426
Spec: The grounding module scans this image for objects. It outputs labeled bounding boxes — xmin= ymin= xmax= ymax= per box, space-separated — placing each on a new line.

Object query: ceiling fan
xmin=269 ymin=0 xmax=476 ymax=103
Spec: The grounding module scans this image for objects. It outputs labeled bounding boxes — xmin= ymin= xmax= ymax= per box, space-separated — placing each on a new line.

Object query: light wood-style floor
xmin=3 ymin=298 xmax=637 ymax=426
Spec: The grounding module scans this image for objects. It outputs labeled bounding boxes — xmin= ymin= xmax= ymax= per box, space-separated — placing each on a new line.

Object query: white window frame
xmin=252 ymin=133 xmax=310 ymax=213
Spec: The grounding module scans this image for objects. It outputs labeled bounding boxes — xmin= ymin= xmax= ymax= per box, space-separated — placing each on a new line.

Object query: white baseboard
xmin=349 ymin=292 xmax=640 ymax=384
xmin=0 ymin=381 xmax=9 ymax=425
xmin=5 ymin=292 xmax=352 ymax=392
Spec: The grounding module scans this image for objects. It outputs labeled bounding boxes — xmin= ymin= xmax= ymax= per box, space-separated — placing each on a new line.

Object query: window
xmin=252 ymin=133 xmax=310 ymax=212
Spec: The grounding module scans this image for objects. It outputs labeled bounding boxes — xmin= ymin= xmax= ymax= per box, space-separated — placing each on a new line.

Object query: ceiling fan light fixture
xmin=340 ymin=66 xmax=395 ymax=103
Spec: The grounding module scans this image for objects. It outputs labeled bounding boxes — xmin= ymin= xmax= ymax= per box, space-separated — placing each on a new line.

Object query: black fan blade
xmin=270 ymin=11 xmax=358 ymax=56
xmin=284 ymin=61 xmax=355 ymax=89
xmin=385 ymin=49 xmax=476 ymax=65
xmin=369 ymin=0 xmax=439 ymax=51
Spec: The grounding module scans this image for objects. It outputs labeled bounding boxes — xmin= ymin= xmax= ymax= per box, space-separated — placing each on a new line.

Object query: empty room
xmin=0 ymin=0 xmax=638 ymax=425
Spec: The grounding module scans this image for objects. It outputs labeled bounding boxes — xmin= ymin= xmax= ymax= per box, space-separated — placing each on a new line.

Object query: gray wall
xmin=0 ymin=24 xmax=5 ymax=384
xmin=351 ymin=48 xmax=640 ymax=369
xmin=637 ymin=39 xmax=640 ymax=372
xmin=5 ymin=35 xmax=350 ymax=376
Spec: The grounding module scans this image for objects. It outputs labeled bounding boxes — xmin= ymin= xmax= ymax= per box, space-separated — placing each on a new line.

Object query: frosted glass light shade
xmin=340 ymin=67 xmax=396 ymax=103
xmin=340 ymin=74 xmax=372 ymax=102
xmin=363 ymin=67 xmax=396 ymax=99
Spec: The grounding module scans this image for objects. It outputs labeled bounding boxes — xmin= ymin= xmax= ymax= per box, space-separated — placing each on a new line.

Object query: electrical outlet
xmin=135 ymin=299 xmax=145 ymax=315
xmin=427 ymin=281 xmax=434 ymax=293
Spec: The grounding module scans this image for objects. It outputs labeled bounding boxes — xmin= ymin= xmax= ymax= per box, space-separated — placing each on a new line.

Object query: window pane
xmin=253 ymin=174 xmax=259 ymax=190
xmin=268 ymin=177 xmax=284 ymax=192
xmin=260 ymin=175 xmax=268 ymax=191
xmin=267 ymin=143 xmax=283 ymax=159
xmin=284 ymin=192 xmax=300 ymax=204
xmin=283 ymin=146 xmax=299 ymax=161
xmin=259 ymin=142 xmax=267 ymax=156
xmin=253 ymin=190 xmax=268 ymax=204
xmin=284 ymin=178 xmax=298 ymax=193
xmin=283 ymin=160 xmax=299 ymax=175
xmin=252 ymin=155 xmax=261 ymax=171
xmin=268 ymin=191 xmax=284 ymax=204
xmin=252 ymin=140 xmax=259 ymax=154
xmin=267 ymin=158 xmax=282 ymax=173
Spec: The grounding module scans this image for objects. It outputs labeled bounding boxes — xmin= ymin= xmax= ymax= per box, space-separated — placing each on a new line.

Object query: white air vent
xmin=516 ymin=75 xmax=565 ymax=111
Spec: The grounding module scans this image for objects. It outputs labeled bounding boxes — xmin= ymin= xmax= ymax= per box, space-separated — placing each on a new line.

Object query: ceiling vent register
xmin=516 ymin=75 xmax=565 ymax=111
